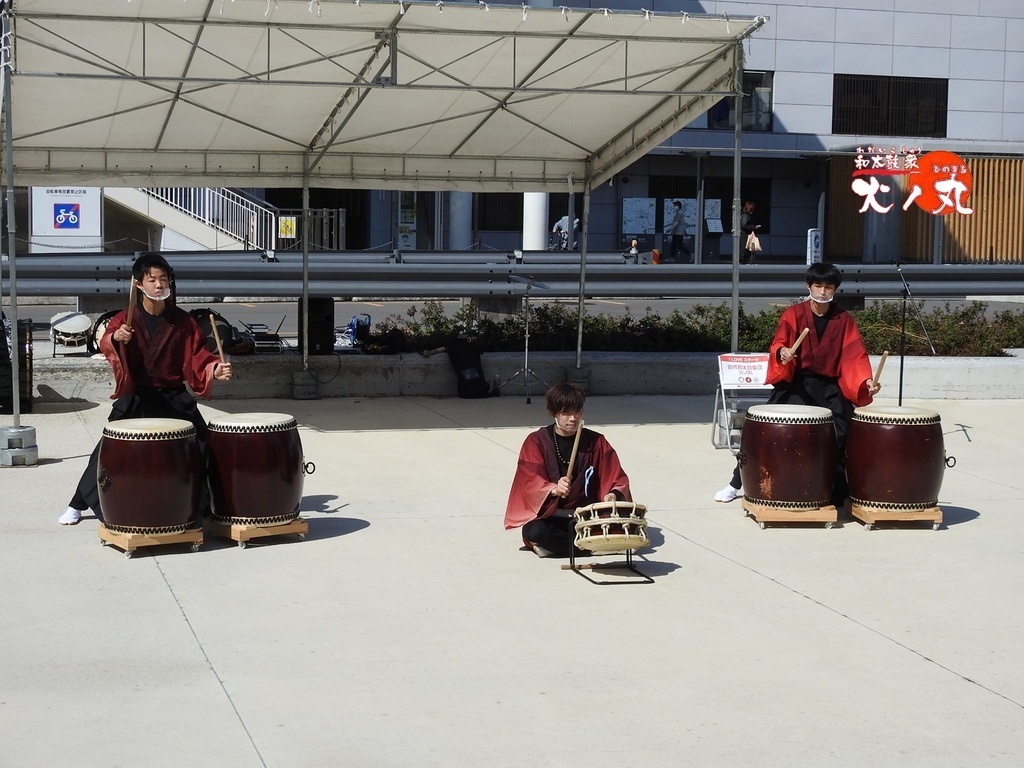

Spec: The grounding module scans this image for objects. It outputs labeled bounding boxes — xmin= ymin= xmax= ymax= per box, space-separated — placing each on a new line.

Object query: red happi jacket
xmin=100 ymin=306 xmax=220 ymax=400
xmin=503 ymin=426 xmax=631 ymax=530
xmin=765 ymin=301 xmax=874 ymax=407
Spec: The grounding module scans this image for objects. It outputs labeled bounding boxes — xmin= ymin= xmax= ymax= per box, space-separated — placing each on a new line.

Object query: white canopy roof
xmin=2 ymin=0 xmax=765 ymax=192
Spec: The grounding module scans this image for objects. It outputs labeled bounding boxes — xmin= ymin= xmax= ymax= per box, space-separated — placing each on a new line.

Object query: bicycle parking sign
xmin=53 ymin=204 xmax=81 ymax=229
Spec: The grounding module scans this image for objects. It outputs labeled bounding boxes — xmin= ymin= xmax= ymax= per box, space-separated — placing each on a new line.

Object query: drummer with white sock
xmin=714 ymin=262 xmax=880 ymax=507
xmin=58 ymin=253 xmax=232 ymax=526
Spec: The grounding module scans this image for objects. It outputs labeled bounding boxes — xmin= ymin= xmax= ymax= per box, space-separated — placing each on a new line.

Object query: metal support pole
xmin=575 ymin=184 xmax=591 ymax=370
xmin=730 ymin=46 xmax=744 ymax=353
xmin=302 ymin=155 xmax=310 ymax=368
xmin=3 ymin=7 xmax=20 ymax=426
xmin=695 ymin=153 xmax=707 ymax=266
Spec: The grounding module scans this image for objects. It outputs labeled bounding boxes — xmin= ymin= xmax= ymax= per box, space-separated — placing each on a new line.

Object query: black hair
xmin=673 ymin=200 xmax=682 ymax=208
xmin=131 ymin=252 xmax=177 ymax=307
xmin=545 ymin=382 xmax=586 ymax=417
xmin=805 ymin=262 xmax=843 ymax=288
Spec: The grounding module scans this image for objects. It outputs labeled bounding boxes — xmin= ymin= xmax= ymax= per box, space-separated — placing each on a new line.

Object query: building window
xmin=708 ymin=71 xmax=773 ymax=132
xmin=477 ymin=192 xmax=523 ymax=230
xmin=832 ymin=74 xmax=947 ymax=138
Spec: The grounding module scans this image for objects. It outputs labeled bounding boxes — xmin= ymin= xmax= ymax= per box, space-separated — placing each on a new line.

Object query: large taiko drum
xmin=573 ymin=501 xmax=649 ymax=552
xmin=739 ymin=404 xmax=838 ymax=509
xmin=90 ymin=310 xmax=120 ymax=354
xmin=97 ymin=418 xmax=202 ymax=534
xmin=846 ymin=406 xmax=944 ymax=513
xmin=207 ymin=412 xmax=303 ymax=527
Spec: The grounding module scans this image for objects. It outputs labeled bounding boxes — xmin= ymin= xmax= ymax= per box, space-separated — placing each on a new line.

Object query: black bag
xmin=446 ymin=335 xmax=492 ymax=399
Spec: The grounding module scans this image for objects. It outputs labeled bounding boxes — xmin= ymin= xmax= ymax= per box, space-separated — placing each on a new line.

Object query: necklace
xmin=552 ymin=428 xmax=574 ymax=467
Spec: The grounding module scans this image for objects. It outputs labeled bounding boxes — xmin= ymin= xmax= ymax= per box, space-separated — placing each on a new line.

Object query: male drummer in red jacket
xmin=504 ymin=383 xmax=631 ymax=557
xmin=714 ymin=262 xmax=881 ymax=507
xmin=58 ymin=253 xmax=233 ymax=525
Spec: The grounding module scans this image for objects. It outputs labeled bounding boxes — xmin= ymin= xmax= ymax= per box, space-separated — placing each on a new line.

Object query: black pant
xmin=670 ymin=235 xmax=691 ymax=263
xmin=70 ymin=388 xmax=210 ymax=519
xmin=522 ymin=516 xmax=587 ymax=558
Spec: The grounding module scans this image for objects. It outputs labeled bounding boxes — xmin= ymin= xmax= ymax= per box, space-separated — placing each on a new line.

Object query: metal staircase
xmin=142 ymin=188 xmax=277 ymax=252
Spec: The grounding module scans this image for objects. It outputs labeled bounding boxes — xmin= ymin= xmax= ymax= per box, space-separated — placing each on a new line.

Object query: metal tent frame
xmin=2 ymin=0 xmax=765 ymax=426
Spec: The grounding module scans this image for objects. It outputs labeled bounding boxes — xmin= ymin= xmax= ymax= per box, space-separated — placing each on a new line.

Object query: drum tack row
xmin=738 ymin=404 xmax=951 ymax=531
xmin=96 ymin=413 xmax=313 ymax=558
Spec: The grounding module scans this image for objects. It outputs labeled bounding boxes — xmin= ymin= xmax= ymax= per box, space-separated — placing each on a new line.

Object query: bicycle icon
xmin=53 ymin=204 xmax=81 ymax=229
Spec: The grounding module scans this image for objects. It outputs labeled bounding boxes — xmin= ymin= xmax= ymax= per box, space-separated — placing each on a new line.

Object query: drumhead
xmin=208 ymin=412 xmax=297 ymax=433
xmin=103 ymin=418 xmax=196 ymax=441
xmin=746 ymin=404 xmax=833 ymax=424
xmin=90 ymin=310 xmax=120 ymax=353
xmin=51 ymin=311 xmax=93 ymax=335
xmin=853 ymin=405 xmax=941 ymax=424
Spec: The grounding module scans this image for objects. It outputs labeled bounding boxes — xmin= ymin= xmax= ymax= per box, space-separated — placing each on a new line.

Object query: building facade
xmin=420 ymin=0 xmax=1023 ymax=264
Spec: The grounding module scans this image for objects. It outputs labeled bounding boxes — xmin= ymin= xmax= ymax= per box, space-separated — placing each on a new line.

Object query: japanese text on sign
xmin=851 ymin=147 xmax=973 ymax=216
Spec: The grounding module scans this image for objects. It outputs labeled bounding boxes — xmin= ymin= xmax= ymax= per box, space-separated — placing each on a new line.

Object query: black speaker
xmin=298 ymin=296 xmax=335 ymax=355
xmin=0 ymin=319 xmax=32 ymax=414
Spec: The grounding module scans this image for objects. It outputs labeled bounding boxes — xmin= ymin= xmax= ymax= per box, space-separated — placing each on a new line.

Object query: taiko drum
xmin=97 ymin=418 xmax=202 ymax=534
xmin=846 ymin=405 xmax=944 ymax=513
xmin=573 ymin=501 xmax=649 ymax=553
xmin=206 ymin=412 xmax=303 ymax=526
xmin=739 ymin=404 xmax=837 ymax=509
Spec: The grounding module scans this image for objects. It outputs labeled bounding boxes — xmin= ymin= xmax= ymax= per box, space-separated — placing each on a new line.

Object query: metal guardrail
xmin=5 ymin=252 xmax=1024 ymax=301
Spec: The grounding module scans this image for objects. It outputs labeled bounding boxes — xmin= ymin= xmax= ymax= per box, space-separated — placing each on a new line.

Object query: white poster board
xmin=718 ymin=353 xmax=770 ymax=387
xmin=621 ymin=198 xmax=655 ymax=235
xmin=30 ymin=187 xmax=102 ymax=252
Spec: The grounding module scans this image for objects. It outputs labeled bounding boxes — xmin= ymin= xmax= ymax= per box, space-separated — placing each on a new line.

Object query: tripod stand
xmin=500 ymin=275 xmax=550 ymax=404
xmin=891 ymin=260 xmax=936 ymax=405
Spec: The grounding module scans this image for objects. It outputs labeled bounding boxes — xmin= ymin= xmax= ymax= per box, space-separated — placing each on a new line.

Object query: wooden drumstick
xmin=786 ymin=325 xmax=811 ymax=364
xmin=125 ymin=280 xmax=136 ymax=328
xmin=873 ymin=351 xmax=889 ymax=385
xmin=209 ymin=313 xmax=227 ymax=364
xmin=789 ymin=327 xmax=810 ymax=356
xmin=565 ymin=419 xmax=584 ymax=484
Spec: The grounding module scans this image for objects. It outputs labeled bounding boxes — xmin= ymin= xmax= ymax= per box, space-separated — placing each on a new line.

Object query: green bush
xmin=376 ymin=298 xmax=1024 ymax=357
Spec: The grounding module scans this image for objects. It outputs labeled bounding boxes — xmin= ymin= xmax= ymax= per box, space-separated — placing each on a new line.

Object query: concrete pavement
xmin=1 ymin=393 xmax=1023 ymax=767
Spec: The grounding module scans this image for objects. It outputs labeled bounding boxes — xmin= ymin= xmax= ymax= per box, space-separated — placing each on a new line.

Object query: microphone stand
xmin=892 ymin=261 xmax=936 ymax=406
xmin=501 ymin=275 xmax=550 ymax=404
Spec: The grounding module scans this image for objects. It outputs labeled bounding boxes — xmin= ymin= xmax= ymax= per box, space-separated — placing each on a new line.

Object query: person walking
xmin=665 ymin=200 xmax=690 ymax=263
xmin=740 ymin=201 xmax=761 ymax=264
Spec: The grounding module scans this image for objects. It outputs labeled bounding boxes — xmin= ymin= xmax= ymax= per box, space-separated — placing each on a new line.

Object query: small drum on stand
xmin=206 ymin=413 xmax=304 ymax=528
xmin=50 ymin=311 xmax=93 ymax=357
xmin=97 ymin=418 xmax=202 ymax=535
xmin=573 ymin=501 xmax=649 ymax=553
xmin=738 ymin=404 xmax=839 ymax=528
xmin=566 ymin=500 xmax=653 ymax=584
xmin=846 ymin=405 xmax=946 ymax=530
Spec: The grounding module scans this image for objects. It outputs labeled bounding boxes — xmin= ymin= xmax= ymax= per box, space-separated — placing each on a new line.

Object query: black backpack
xmin=446 ymin=334 xmax=492 ymax=399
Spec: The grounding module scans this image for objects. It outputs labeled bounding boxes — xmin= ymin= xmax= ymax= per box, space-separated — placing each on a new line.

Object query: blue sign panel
xmin=53 ymin=204 xmax=81 ymax=229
